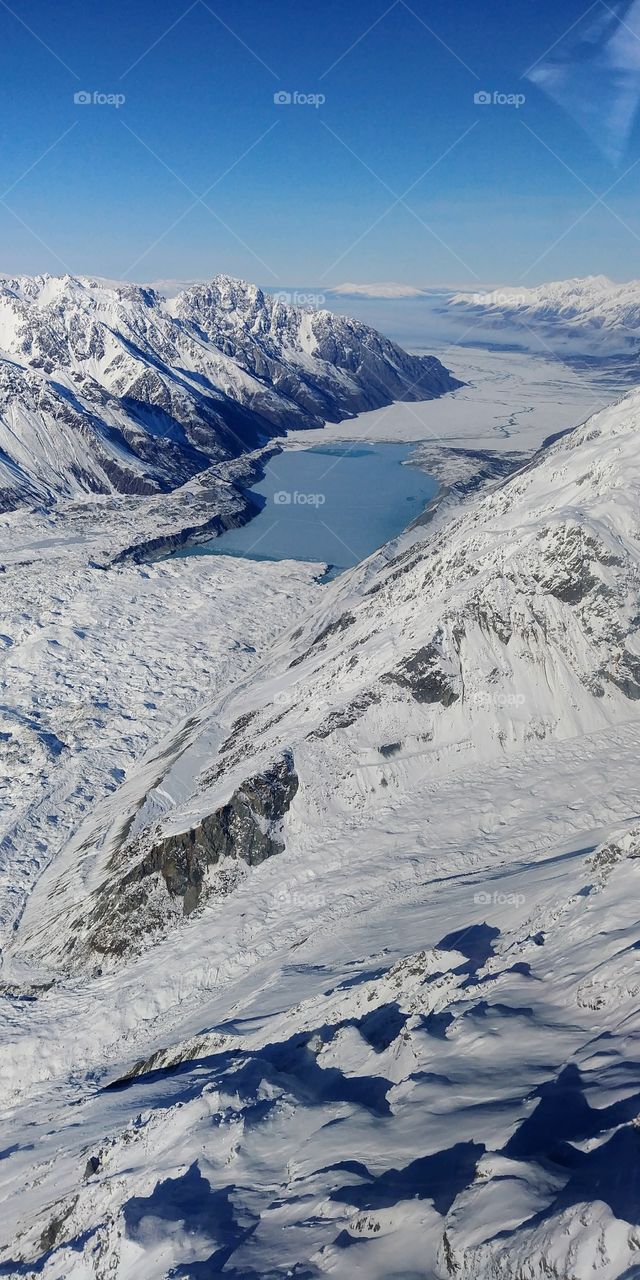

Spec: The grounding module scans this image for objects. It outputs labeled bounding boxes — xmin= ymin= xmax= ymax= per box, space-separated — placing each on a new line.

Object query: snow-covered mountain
xmin=449 ymin=275 xmax=640 ymax=356
xmin=0 ymin=273 xmax=459 ymax=510
xmin=3 ymin=383 xmax=640 ymax=1276
xmin=18 ymin=385 xmax=640 ymax=970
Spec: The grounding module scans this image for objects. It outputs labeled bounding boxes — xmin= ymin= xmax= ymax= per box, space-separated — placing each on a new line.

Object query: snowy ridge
xmin=0 ymin=272 xmax=459 ymax=510
xmin=449 ymin=274 xmax=640 ymax=356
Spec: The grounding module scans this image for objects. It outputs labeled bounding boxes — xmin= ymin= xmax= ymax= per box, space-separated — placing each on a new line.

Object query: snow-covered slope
xmin=2 ymin=385 xmax=640 ymax=1277
xmin=16 ymin=383 xmax=640 ymax=971
xmin=449 ymin=275 xmax=640 ymax=357
xmin=0 ymin=273 xmax=459 ymax=510
xmin=4 ymin=807 xmax=640 ymax=1280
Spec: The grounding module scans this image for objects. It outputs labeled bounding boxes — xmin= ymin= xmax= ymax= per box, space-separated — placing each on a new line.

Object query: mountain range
xmin=449 ymin=274 xmax=640 ymax=356
xmin=0 ymin=273 xmax=458 ymax=511
xmin=16 ymin=380 xmax=640 ymax=968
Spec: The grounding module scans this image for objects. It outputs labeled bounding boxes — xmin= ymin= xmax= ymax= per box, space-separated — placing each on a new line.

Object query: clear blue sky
xmin=1 ymin=0 xmax=640 ymax=288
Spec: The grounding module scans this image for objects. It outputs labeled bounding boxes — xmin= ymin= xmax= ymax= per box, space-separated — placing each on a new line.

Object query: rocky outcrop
xmin=59 ymin=751 xmax=299 ymax=966
xmin=382 ymin=641 xmax=460 ymax=706
xmin=139 ymin=750 xmax=299 ymax=913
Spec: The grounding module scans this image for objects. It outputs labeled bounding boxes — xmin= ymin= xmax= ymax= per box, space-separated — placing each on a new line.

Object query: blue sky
xmin=1 ymin=0 xmax=640 ymax=287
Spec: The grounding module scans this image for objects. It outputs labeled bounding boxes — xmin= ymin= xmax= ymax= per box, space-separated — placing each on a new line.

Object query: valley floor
xmin=282 ymin=346 xmax=619 ymax=453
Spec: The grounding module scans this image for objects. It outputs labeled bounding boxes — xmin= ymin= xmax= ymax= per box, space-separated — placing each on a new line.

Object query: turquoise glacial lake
xmin=177 ymin=442 xmax=438 ymax=572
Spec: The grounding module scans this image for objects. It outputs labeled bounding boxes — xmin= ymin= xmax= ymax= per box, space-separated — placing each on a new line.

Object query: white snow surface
xmin=283 ymin=345 xmax=618 ymax=454
xmin=1 ymin=352 xmax=640 ymax=1277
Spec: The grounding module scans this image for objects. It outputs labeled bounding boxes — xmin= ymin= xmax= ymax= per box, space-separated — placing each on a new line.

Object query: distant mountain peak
xmin=449 ymin=273 xmax=640 ymax=355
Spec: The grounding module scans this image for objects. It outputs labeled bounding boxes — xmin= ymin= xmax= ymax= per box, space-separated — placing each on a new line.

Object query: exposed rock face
xmin=308 ymin=689 xmax=381 ymax=739
xmin=605 ymin=650 xmax=640 ymax=700
xmin=139 ymin=749 xmax=299 ymax=913
xmin=383 ymin=641 xmax=460 ymax=705
xmin=60 ymin=751 xmax=299 ymax=965
xmin=0 ymin=273 xmax=461 ymax=509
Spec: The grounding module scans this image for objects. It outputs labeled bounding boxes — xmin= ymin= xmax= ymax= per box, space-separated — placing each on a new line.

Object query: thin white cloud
xmin=527 ymin=0 xmax=640 ymax=165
